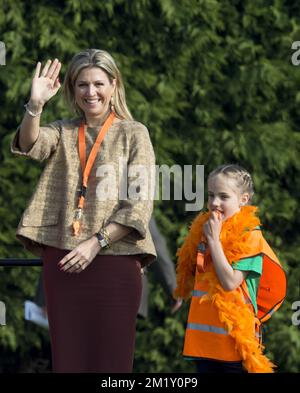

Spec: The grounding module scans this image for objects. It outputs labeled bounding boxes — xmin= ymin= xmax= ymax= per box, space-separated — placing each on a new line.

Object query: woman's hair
xmin=63 ymin=49 xmax=133 ymax=120
xmin=208 ymin=164 xmax=254 ymax=203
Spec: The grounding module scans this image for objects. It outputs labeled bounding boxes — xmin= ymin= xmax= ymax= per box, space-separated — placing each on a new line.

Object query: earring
xmin=110 ymin=96 xmax=115 ymax=113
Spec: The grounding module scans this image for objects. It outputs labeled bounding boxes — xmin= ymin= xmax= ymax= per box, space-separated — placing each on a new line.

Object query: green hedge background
xmin=0 ymin=0 xmax=300 ymax=372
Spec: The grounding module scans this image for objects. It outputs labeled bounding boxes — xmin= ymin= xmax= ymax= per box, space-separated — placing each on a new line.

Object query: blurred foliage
xmin=0 ymin=0 xmax=300 ymax=373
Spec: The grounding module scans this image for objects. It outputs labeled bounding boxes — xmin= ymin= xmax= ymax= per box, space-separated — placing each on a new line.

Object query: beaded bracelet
xmin=24 ymin=102 xmax=43 ymax=117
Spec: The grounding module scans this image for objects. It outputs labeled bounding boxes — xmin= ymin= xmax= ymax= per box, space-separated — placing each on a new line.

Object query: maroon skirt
xmin=42 ymin=246 xmax=142 ymax=373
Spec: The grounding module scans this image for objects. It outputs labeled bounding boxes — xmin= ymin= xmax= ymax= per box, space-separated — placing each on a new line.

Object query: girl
xmin=175 ymin=164 xmax=286 ymax=373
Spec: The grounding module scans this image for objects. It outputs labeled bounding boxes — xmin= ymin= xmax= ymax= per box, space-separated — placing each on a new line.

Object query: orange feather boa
xmin=174 ymin=206 xmax=275 ymax=373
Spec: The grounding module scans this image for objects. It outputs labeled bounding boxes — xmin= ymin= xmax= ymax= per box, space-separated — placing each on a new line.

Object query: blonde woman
xmin=11 ymin=49 xmax=156 ymax=372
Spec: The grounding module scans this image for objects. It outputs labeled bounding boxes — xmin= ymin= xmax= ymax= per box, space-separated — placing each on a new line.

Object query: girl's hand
xmin=30 ymin=59 xmax=62 ymax=106
xmin=203 ymin=210 xmax=222 ymax=244
xmin=57 ymin=236 xmax=101 ymax=273
xmin=171 ymin=298 xmax=183 ymax=314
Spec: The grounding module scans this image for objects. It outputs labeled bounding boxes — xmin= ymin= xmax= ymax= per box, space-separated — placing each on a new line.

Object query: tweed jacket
xmin=11 ymin=117 xmax=156 ymax=267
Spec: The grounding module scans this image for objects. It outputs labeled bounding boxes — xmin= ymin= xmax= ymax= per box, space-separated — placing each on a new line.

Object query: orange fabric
xmin=72 ymin=112 xmax=116 ymax=236
xmin=175 ymin=212 xmax=209 ymax=300
xmin=238 ymin=230 xmax=287 ymax=323
xmin=184 ymin=260 xmax=245 ymax=362
xmin=196 ymin=236 xmax=207 ymax=273
xmin=79 ymin=112 xmax=115 ymax=188
xmin=175 ymin=206 xmax=286 ymax=373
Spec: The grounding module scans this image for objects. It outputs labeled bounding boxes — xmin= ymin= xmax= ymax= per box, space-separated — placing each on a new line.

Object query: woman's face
xmin=74 ymin=67 xmax=115 ymax=121
xmin=207 ymin=174 xmax=249 ymax=220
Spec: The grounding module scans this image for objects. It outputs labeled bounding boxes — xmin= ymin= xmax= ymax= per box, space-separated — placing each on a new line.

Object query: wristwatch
xmin=95 ymin=231 xmax=110 ymax=249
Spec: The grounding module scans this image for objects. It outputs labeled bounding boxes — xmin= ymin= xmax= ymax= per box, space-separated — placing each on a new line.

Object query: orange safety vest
xmin=184 ymin=266 xmax=245 ymax=361
xmin=175 ymin=206 xmax=287 ymax=372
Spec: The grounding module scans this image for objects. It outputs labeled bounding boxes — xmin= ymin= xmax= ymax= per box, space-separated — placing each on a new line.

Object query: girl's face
xmin=207 ymin=174 xmax=249 ymax=220
xmin=74 ymin=67 xmax=115 ymax=122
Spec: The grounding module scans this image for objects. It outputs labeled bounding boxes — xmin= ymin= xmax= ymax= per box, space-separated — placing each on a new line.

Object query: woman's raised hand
xmin=30 ymin=59 xmax=62 ymax=106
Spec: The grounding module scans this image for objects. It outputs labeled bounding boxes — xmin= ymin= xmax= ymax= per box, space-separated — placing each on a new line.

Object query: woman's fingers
xmin=61 ymin=255 xmax=80 ymax=272
xmin=74 ymin=262 xmax=87 ymax=273
xmin=33 ymin=59 xmax=61 ymax=81
xmin=53 ymin=77 xmax=61 ymax=89
xmin=67 ymin=261 xmax=83 ymax=273
xmin=58 ymin=250 xmax=76 ymax=267
xmin=33 ymin=59 xmax=61 ymax=99
xmin=41 ymin=59 xmax=52 ymax=77
xmin=52 ymin=64 xmax=61 ymax=84
xmin=66 ymin=259 xmax=87 ymax=273
xmin=48 ymin=59 xmax=61 ymax=80
xmin=59 ymin=252 xmax=88 ymax=273
xmin=34 ymin=62 xmax=41 ymax=78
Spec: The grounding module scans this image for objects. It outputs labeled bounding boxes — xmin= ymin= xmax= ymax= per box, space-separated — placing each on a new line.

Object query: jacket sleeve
xmin=10 ymin=120 xmax=61 ymax=162
xmin=107 ymin=122 xmax=155 ymax=240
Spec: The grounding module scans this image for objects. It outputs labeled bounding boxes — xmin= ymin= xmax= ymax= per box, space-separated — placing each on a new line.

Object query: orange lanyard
xmin=72 ymin=112 xmax=116 ymax=236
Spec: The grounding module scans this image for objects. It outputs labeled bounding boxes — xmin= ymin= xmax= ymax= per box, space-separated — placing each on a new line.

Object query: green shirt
xmin=232 ymin=255 xmax=263 ymax=314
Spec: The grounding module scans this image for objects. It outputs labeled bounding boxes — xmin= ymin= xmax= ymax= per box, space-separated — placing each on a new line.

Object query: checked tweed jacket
xmin=11 ymin=118 xmax=156 ymax=267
